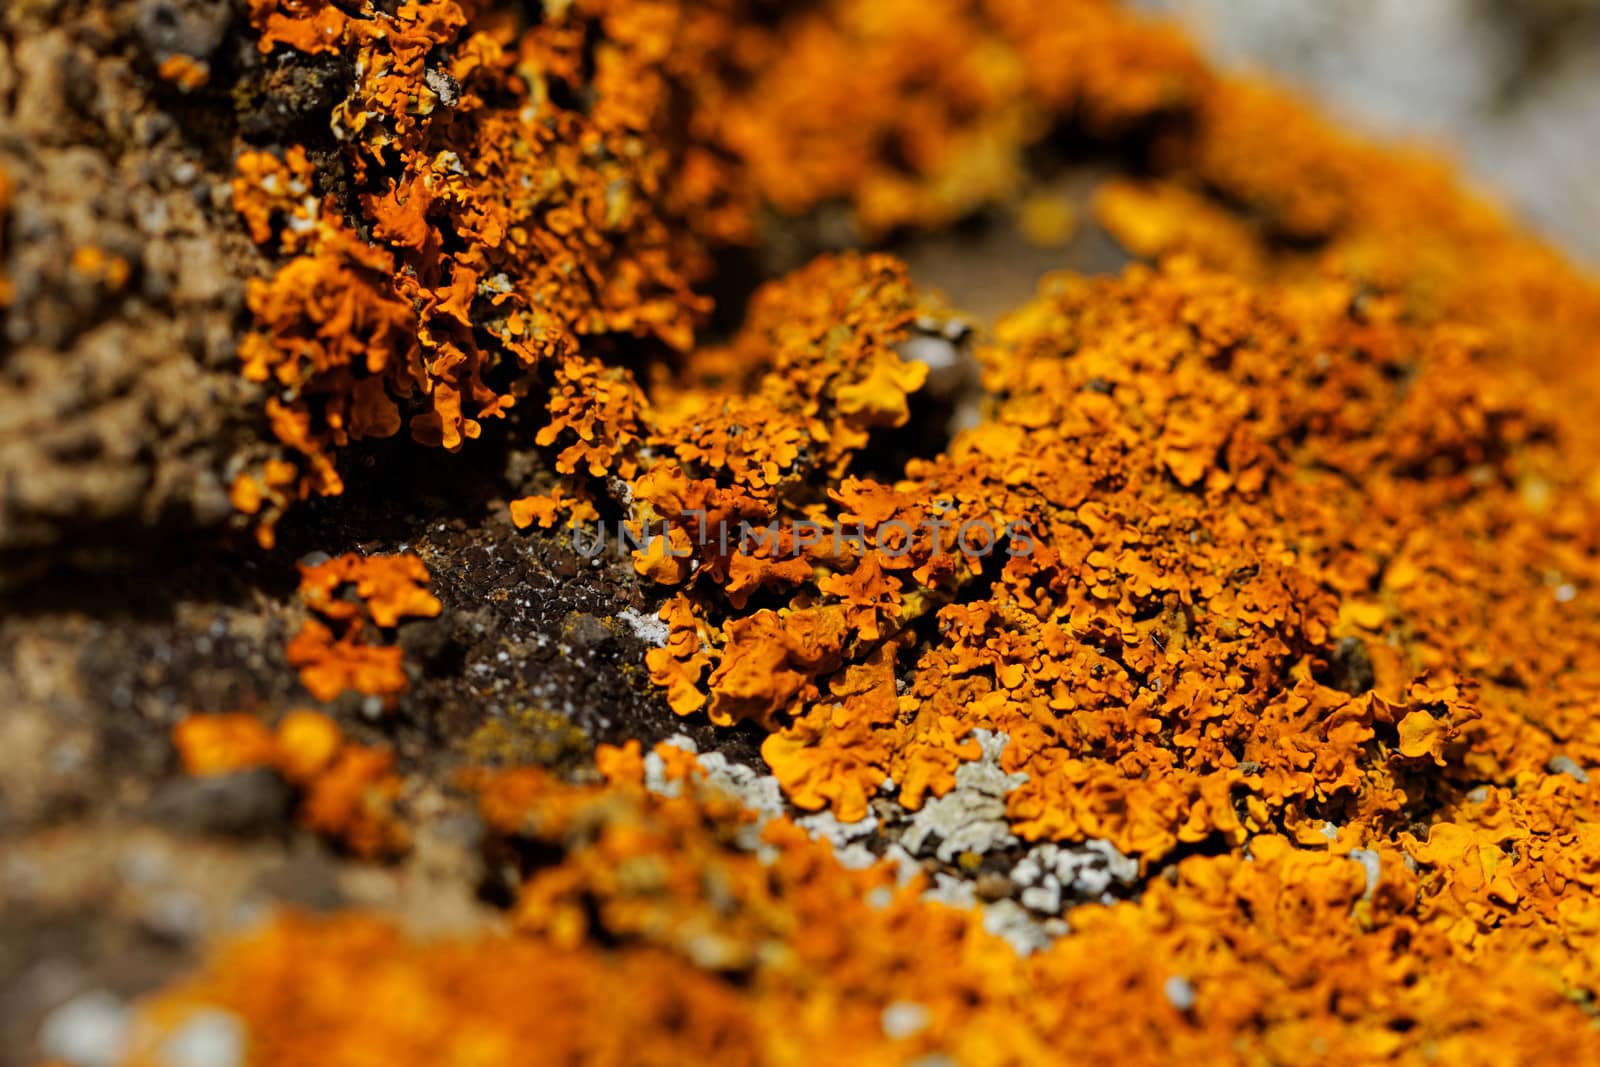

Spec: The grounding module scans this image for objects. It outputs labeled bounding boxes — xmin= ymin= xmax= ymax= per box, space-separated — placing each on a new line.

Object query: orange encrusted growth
xmin=126 ymin=913 xmax=768 ymax=1067
xmin=1092 ymin=178 xmax=1263 ymax=277
xmin=613 ymin=255 xmax=950 ymax=711
xmin=230 ymin=0 xmax=730 ymax=541
xmin=247 ymin=0 xmax=349 ymax=55
xmin=654 ymin=254 xmax=931 ymax=473
xmin=156 ymin=54 xmax=210 ymax=91
xmin=638 ymin=250 xmax=1600 ymax=880
xmin=287 ymin=552 xmax=440 ymax=706
xmin=297 ymin=552 xmax=441 ymax=628
xmin=220 ymin=0 xmax=1208 ymax=541
xmin=172 ymin=710 xmax=409 ymax=859
xmin=172 ymin=713 xmax=279 ymax=777
xmin=508 ymin=488 xmax=600 ymax=530
xmin=471 ymin=752 xmax=792 ymax=963
xmin=131 ymin=759 xmax=1600 ymax=1064
xmin=228 ymin=0 xmax=1600 ymax=547
xmin=125 ymin=0 xmax=1600 ymax=1060
xmin=0 ymin=163 xmax=13 ymax=307
xmin=717 ymin=0 xmax=1207 ymax=236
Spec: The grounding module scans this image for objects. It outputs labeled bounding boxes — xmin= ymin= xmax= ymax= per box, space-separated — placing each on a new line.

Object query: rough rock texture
xmin=0 ymin=1 xmax=277 ymax=581
xmin=0 ymin=453 xmax=718 ymax=1057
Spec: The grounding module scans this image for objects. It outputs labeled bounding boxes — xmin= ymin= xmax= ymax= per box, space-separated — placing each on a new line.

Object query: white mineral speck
xmin=1164 ymin=975 xmax=1198 ymax=1012
xmin=38 ymin=991 xmax=131 ymax=1067
xmin=1548 ymin=754 xmax=1590 ymax=784
xmin=617 ymin=607 xmax=669 ymax=647
xmin=1348 ymin=849 xmax=1381 ymax=902
xmin=882 ymin=1001 xmax=932 ymax=1040
xmin=159 ymin=1010 xmax=246 ymax=1067
xmin=1020 ymin=882 xmax=1062 ymax=915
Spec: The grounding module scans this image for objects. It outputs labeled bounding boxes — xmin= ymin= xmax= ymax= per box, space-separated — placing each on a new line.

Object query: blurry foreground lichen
xmin=117 ymin=0 xmax=1600 ymax=1063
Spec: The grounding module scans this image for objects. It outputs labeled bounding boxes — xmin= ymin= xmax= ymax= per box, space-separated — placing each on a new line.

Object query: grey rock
xmin=900 ymin=730 xmax=1025 ymax=863
xmin=1548 ymin=754 xmax=1590 ymax=783
xmin=135 ymin=0 xmax=234 ymax=63
xmin=144 ymin=767 xmax=294 ymax=836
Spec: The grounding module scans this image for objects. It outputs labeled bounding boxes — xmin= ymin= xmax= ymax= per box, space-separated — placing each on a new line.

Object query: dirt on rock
xmin=0 ymin=428 xmax=723 ymax=1061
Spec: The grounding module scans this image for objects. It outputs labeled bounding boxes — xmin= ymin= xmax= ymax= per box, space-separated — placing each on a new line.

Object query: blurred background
xmin=1140 ymin=0 xmax=1600 ymax=264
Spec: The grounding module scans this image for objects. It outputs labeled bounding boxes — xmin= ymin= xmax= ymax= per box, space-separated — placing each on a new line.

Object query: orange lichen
xmin=156 ymin=54 xmax=209 ymax=91
xmin=231 ymin=147 xmax=317 ymax=250
xmin=298 ymin=552 xmax=440 ymax=627
xmin=537 ymin=355 xmax=651 ymax=480
xmin=172 ymin=713 xmax=279 ymax=777
xmin=231 ymin=0 xmax=726 ymax=535
xmin=297 ymin=743 xmax=411 ymax=859
xmin=637 ymin=245 xmax=1599 ymax=881
xmin=0 ymin=164 xmax=12 ymax=307
xmin=715 ymin=0 xmax=1207 ymax=238
xmin=287 ymin=620 xmax=409 ymax=705
xmin=224 ymin=0 xmax=1210 ymax=537
xmin=137 ymin=0 xmax=1600 ymax=1058
xmin=508 ymin=488 xmax=600 ymax=530
xmin=227 ymin=459 xmax=299 ymax=549
xmin=633 ymin=253 xmax=941 ymax=593
xmin=1092 ymin=177 xmax=1263 ymax=276
xmin=133 ymin=760 xmax=1600 ymax=1064
xmin=246 ymin=0 xmax=348 ymax=55
xmin=172 ymin=710 xmax=409 ymax=858
xmin=69 ymin=246 xmax=130 ymax=292
xmin=228 ymin=0 xmax=1600 ymax=541
xmin=471 ymin=752 xmax=791 ymax=963
xmin=127 ymin=913 xmax=770 ymax=1067
xmin=287 ymin=552 xmax=440 ymax=706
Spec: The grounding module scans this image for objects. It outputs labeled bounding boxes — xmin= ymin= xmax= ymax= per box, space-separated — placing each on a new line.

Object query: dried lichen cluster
xmin=130 ymin=0 xmax=1600 ymax=1062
